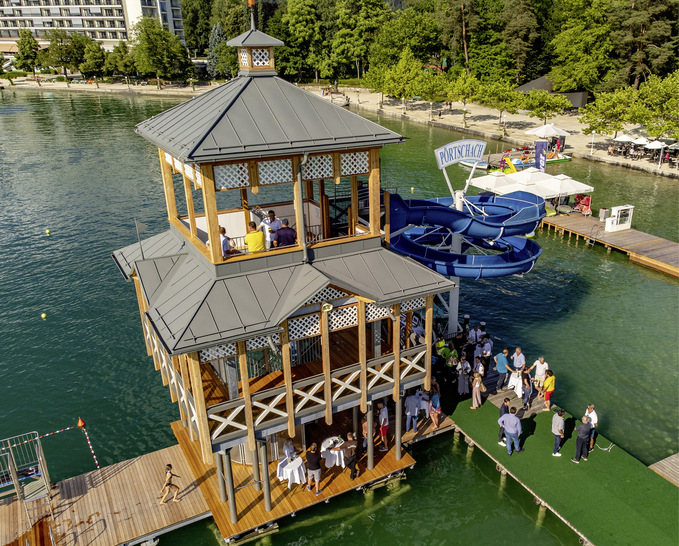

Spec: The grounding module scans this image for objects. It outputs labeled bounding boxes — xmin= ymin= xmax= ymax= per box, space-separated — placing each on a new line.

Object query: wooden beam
xmin=305 ymin=180 xmax=314 ymax=201
xmin=172 ymin=356 xmax=185 ymax=418
xmin=368 ymin=148 xmax=381 ymax=235
xmin=199 ymin=164 xmax=222 ymax=264
xmin=424 ymin=295 xmax=434 ymax=391
xmin=350 ymin=175 xmax=358 ymax=231
xmin=384 ymin=191 xmax=391 ymax=247
xmin=132 ymin=276 xmax=152 ymax=357
xmin=332 ymin=152 xmax=341 ymax=185
xmin=322 ymin=194 xmax=331 ymax=239
xmin=182 ymin=172 xmax=197 ymax=238
xmin=392 ymin=303 xmax=401 ymax=402
xmin=248 ymin=161 xmax=259 ymax=194
xmin=358 ymin=300 xmax=367 ymax=413
xmin=238 ymin=341 xmax=257 ymax=453
xmin=405 ymin=311 xmax=412 ymax=349
xmin=187 ymin=352 xmax=213 ymax=465
xmin=241 ymin=188 xmax=250 ymax=229
xmin=321 ymin=310 xmax=332 ymax=425
xmin=158 ymin=149 xmax=178 ymax=220
xmin=166 ymin=350 xmax=177 ymax=403
xmin=292 ymin=157 xmax=304 ymax=244
xmin=281 ymin=321 xmax=295 ymax=437
xmin=178 ymin=354 xmax=194 ymax=441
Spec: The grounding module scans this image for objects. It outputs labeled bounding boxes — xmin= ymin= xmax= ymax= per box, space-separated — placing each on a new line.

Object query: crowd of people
xmin=214 ymin=208 xmax=299 ymax=257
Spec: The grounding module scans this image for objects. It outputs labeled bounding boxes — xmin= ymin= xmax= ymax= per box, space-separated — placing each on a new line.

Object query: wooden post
xmin=322 ymin=194 xmax=331 ymax=239
xmin=392 ymin=303 xmax=401 ymax=401
xmin=347 ymin=205 xmax=354 ymax=236
xmin=178 ymin=354 xmax=194 ymax=441
xmin=166 ymin=351 xmax=177 ymax=403
xmin=238 ymin=341 xmax=257 ymax=453
xmin=352 ymin=405 xmax=359 ymax=436
xmin=424 ymin=295 xmax=434 ymax=391
xmin=281 ymin=321 xmax=295 ymax=437
xmin=395 ymin=397 xmax=403 ymax=461
xmin=358 ymin=300 xmax=367 ymax=413
xmin=251 ymin=443 xmax=261 ymax=492
xmin=182 ymin=172 xmax=197 ymax=238
xmin=215 ymin=452 xmax=227 ymax=503
xmin=368 ymin=148 xmax=381 ymax=235
xmin=259 ymin=440 xmax=272 ymax=512
xmin=200 ymin=164 xmax=222 ymax=263
xmin=223 ymin=449 xmax=238 ymax=523
xmin=321 ymin=309 xmax=332 ymax=425
xmin=332 ymin=152 xmax=341 ymax=186
xmin=384 ymin=191 xmax=391 ymax=247
xmin=241 ymin=188 xmax=250 ymax=228
xmin=292 ymin=157 xmax=304 ymax=246
xmin=350 ymin=175 xmax=358 ymax=231
xmin=158 ymin=149 xmax=178 ymax=220
xmin=366 ymin=401 xmax=374 ymax=471
xmin=305 ymin=179 xmax=314 ymax=201
xmin=132 ymin=276 xmax=152 ymax=357
xmin=171 ymin=357 xmax=183 ymax=411
xmin=405 ymin=311 xmax=412 ymax=349
xmin=187 ymin=352 xmax=213 ymax=465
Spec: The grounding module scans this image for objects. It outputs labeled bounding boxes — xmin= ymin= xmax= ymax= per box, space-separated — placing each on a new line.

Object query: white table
xmin=276 ymin=456 xmax=306 ymax=489
xmin=320 ymin=437 xmax=345 ymax=468
xmin=507 ymin=371 xmax=523 ymax=398
xmin=416 ymin=390 xmax=430 ymax=417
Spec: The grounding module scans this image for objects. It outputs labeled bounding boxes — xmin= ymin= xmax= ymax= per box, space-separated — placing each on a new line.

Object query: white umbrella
xmin=633 ymin=136 xmax=649 ymax=145
xmin=525 ymin=124 xmax=570 ymax=138
xmin=613 ymin=134 xmax=634 ymax=142
xmin=645 ymin=140 xmax=664 ymax=149
xmin=667 ymin=142 xmax=679 ymax=151
xmin=472 ymin=169 xmax=594 ymax=199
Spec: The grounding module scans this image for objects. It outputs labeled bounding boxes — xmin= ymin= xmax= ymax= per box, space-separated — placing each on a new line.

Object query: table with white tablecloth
xmin=416 ymin=390 xmax=430 ymax=418
xmin=320 ymin=437 xmax=345 ymax=468
xmin=507 ymin=371 xmax=523 ymax=398
xmin=276 ymin=456 xmax=306 ymax=489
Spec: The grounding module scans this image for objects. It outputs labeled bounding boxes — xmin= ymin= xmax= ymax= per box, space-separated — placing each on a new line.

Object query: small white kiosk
xmin=605 ymin=205 xmax=634 ymax=232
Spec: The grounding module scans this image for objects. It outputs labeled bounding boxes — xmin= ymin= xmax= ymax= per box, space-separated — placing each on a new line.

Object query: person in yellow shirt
xmin=543 ymin=370 xmax=555 ymax=411
xmin=244 ymin=221 xmax=266 ymax=252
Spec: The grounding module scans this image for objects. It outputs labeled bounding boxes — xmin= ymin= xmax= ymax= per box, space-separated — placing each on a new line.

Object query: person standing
xmin=470 ymin=372 xmax=483 ymax=409
xmin=306 ymin=443 xmax=323 ymax=495
xmin=473 ymin=356 xmax=485 ymax=377
xmin=377 ymin=401 xmax=389 ymax=452
xmin=334 ymin=432 xmax=359 ymax=480
xmin=572 ymin=416 xmax=591 ymax=464
xmin=495 ymin=349 xmax=511 ymax=391
xmin=276 ymin=218 xmax=297 ymax=247
xmin=361 ymin=415 xmax=376 ymax=453
xmin=585 ymin=404 xmax=599 ymax=452
xmin=430 ymin=391 xmax=442 ymax=429
xmin=498 ymin=398 xmax=510 ymax=446
xmin=404 ymin=392 xmax=420 ymax=433
xmin=498 ymin=407 xmax=523 ymax=455
xmin=532 ymin=357 xmax=549 ymax=398
xmin=457 ymin=356 xmax=471 ymax=395
xmin=219 ymin=226 xmax=233 ymax=257
xmin=258 ymin=209 xmax=282 ymax=249
xmin=552 ymin=409 xmax=566 ymax=456
xmin=543 ymin=370 xmax=556 ymax=411
xmin=159 ymin=464 xmax=180 ymax=504
xmin=244 ymin=221 xmax=266 ymax=252
xmin=510 ymin=347 xmax=525 ymax=373
xmin=521 ymin=366 xmax=533 ymax=410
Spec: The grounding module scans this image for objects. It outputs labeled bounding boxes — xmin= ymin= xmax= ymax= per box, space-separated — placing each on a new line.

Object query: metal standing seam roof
xmin=135 ymin=76 xmax=404 ymax=164
xmin=113 ymin=232 xmax=455 ymax=355
xmin=226 ymin=29 xmax=284 ymax=47
xmin=111 ymin=230 xmax=187 ymax=280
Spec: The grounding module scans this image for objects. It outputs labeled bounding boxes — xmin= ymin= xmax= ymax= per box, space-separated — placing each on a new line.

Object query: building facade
xmin=0 ymin=0 xmax=184 ymax=54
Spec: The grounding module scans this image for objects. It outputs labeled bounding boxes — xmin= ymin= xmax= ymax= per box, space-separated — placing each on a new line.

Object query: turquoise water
xmin=0 ymin=90 xmax=676 ymax=545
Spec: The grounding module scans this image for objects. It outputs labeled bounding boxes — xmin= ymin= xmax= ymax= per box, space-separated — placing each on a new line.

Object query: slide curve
xmin=389 ymin=192 xmax=546 ymax=279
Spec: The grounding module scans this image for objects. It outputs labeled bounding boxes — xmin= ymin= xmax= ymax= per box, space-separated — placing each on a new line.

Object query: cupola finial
xmin=248 ymin=0 xmax=256 ymax=31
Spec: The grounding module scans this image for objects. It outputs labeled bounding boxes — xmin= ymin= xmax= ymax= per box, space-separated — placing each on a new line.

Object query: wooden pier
xmin=650 ymin=453 xmax=679 ymax=487
xmin=541 ymin=214 xmax=679 ymax=277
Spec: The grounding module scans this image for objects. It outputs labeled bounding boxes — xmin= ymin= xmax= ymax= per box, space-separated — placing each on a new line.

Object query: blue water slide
xmin=388 ymin=192 xmax=546 ymax=279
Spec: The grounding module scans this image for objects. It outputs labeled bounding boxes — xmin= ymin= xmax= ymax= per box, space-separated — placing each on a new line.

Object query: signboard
xmin=435 ymin=139 xmax=487 ymax=170
xmin=535 ymin=139 xmax=548 ymax=172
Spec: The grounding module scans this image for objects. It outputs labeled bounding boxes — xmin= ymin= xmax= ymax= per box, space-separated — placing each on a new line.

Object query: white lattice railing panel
xmin=304 ymin=286 xmax=347 ymax=306
xmin=251 ymin=48 xmax=270 ymax=66
xmin=164 ymin=152 xmax=203 ymax=188
xmin=214 ymin=163 xmax=250 ymax=190
xmin=399 ymin=350 xmax=427 ymax=379
xmin=239 ymin=49 xmax=248 ymax=66
xmin=200 ymin=343 xmax=237 ymax=362
xmin=366 ymin=303 xmax=390 ymax=322
xmin=289 ymin=314 xmax=320 ymax=340
xmin=329 ymin=305 xmax=357 ymax=331
xmin=293 ymin=380 xmax=325 ymax=413
xmin=253 ymin=392 xmax=287 ymax=426
xmin=302 ymin=154 xmax=333 ymax=180
xmin=209 ymin=405 xmax=248 ymax=440
xmin=258 ymin=159 xmax=292 ymax=185
xmin=341 ymin=151 xmax=370 ymax=176
xmin=402 ymin=297 xmax=426 ymax=312
xmin=331 ymin=369 xmax=361 ymax=401
xmin=367 ymin=358 xmax=395 ymax=390
xmin=246 ymin=333 xmax=280 ymax=352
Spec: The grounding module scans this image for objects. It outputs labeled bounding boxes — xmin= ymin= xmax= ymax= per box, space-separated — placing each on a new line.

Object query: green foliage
xmin=502 ymin=0 xmax=540 ymax=83
xmin=283 ymin=0 xmax=325 ymax=80
xmin=181 ymin=0 xmax=215 ymax=55
xmin=1 ymin=71 xmax=27 ymax=79
xmin=79 ymin=41 xmax=107 ymax=78
xmin=211 ymin=0 xmax=247 ymax=35
xmin=104 ymin=41 xmax=136 ymax=76
xmin=132 ymin=17 xmax=192 ymax=86
xmin=476 ymin=79 xmax=522 ymax=127
xmin=578 ymin=86 xmax=636 ymax=136
xmin=383 ymin=46 xmax=423 ymax=108
xmin=67 ymin=33 xmax=91 ymax=73
xmin=446 ymin=71 xmax=480 ymax=126
xmin=44 ymin=28 xmax=71 ymax=75
xmin=633 ymin=72 xmax=679 ymax=138
xmin=207 ymin=23 xmax=233 ymax=78
xmin=14 ymin=29 xmax=40 ymax=75
xmin=521 ymin=89 xmax=572 ymax=123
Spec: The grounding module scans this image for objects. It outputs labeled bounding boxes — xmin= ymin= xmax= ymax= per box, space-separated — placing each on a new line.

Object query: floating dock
xmin=541 ymin=214 xmax=679 ymax=277
xmin=650 ymin=452 xmax=679 ymax=487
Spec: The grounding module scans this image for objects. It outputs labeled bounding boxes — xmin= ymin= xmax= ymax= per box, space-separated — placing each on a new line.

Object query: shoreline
xmin=4 ymin=77 xmax=678 ymax=180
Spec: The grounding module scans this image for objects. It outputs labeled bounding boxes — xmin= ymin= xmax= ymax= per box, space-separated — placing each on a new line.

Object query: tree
xmin=67 ymin=33 xmax=91 ymax=73
xmin=45 ymin=29 xmax=71 ymax=77
xmin=132 ymin=17 xmax=192 ymax=89
xmin=181 ymin=0 xmax=214 ymax=56
xmin=502 ymin=0 xmax=540 ymax=83
xmin=412 ymin=69 xmax=446 ymax=120
xmin=363 ymin=64 xmax=388 ymax=107
xmin=521 ymin=89 xmax=572 ymax=124
xmin=633 ymin=72 xmax=679 ymax=139
xmin=14 ymin=29 xmax=40 ymax=83
xmin=283 ymin=0 xmax=325 ymax=81
xmin=446 ymin=71 xmax=480 ymax=127
xmin=79 ymin=41 xmax=106 ymax=86
xmin=578 ymin=86 xmax=636 ymax=137
xmin=383 ymin=46 xmax=423 ymax=113
xmin=476 ymin=79 xmax=522 ymax=130
xmin=104 ymin=41 xmax=136 ymax=86
xmin=207 ymin=23 xmax=230 ymax=78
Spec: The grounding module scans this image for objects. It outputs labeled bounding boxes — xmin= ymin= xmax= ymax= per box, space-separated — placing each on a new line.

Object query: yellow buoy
xmin=45 ymin=229 xmax=51 ymax=236
xmin=41 ymin=313 xmax=47 ymax=320
xmin=411 ymin=187 xmax=414 ymax=193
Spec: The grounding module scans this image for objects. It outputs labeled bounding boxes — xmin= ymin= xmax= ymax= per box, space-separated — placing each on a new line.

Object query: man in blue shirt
xmin=494 ymin=348 xmax=510 ymax=391
xmin=498 ymin=407 xmax=523 ymax=455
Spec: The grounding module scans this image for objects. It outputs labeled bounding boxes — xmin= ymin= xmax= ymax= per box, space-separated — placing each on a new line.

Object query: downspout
xmin=296 ymin=153 xmax=309 ymax=263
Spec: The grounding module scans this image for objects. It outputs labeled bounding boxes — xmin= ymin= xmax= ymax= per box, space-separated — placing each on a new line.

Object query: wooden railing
xmin=206 ymin=346 xmax=427 ymax=447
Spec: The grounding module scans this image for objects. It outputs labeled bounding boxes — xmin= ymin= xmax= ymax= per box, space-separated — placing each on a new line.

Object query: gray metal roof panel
xmin=112 ymin=230 xmax=187 ymax=279
xmin=226 ymin=29 xmax=284 ymax=47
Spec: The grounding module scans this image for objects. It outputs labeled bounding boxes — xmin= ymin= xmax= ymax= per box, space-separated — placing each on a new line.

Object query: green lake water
xmin=0 ymin=90 xmax=677 ymax=545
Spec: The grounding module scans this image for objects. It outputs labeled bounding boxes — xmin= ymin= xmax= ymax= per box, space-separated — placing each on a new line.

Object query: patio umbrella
xmin=645 ymin=141 xmax=666 ymax=169
xmin=667 ymin=142 xmax=679 ymax=151
xmin=525 ymin=124 xmax=570 ymax=138
xmin=613 ymin=134 xmax=634 ymax=142
xmin=632 ymin=136 xmax=649 ymax=145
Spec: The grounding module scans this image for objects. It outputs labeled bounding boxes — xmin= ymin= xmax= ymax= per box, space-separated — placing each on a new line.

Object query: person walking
xmin=498 ymin=407 xmax=523 ymax=455
xmin=377 ymin=401 xmax=389 ymax=452
xmin=306 ymin=443 xmax=323 ymax=495
xmin=159 ymin=464 xmax=180 ymax=504
xmin=543 ymin=370 xmax=556 ymax=411
xmin=532 ymin=356 xmax=549 ymax=398
xmin=494 ymin=349 xmax=510 ymax=391
xmin=470 ymin=372 xmax=483 ymax=409
xmin=571 ymin=416 xmax=591 ymax=464
xmin=552 ymin=409 xmax=566 ymax=457
xmin=498 ymin=398 xmax=510 ymax=446
xmin=585 ymin=404 xmax=599 ymax=452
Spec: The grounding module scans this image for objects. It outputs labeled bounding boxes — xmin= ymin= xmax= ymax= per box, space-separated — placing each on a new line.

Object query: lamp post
xmin=590 ymin=131 xmax=596 ymax=155
xmin=502 ymin=114 xmax=507 ymax=137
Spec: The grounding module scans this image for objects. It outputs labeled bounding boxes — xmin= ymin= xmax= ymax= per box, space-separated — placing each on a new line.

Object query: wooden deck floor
xmin=650 ymin=452 xmax=679 ymax=487
xmin=541 ymin=214 xmax=679 ymax=277
xmin=172 ymin=418 xmax=416 ymax=542
xmin=0 ymin=492 xmax=32 ymax=545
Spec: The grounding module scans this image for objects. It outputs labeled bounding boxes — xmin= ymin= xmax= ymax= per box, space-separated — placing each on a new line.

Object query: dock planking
xmin=650 ymin=452 xmax=679 ymax=487
xmin=541 ymin=214 xmax=679 ymax=277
